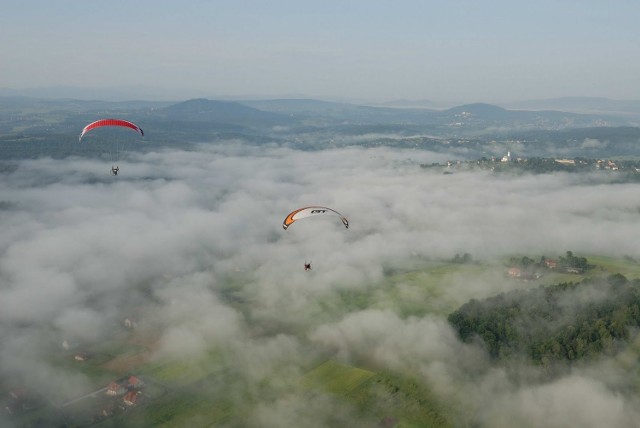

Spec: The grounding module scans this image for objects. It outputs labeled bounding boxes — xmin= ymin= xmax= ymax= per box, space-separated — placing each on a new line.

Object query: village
xmin=55 ymin=373 xmax=166 ymax=427
xmin=2 ymin=316 xmax=167 ymax=427
xmin=422 ymin=150 xmax=640 ymax=176
xmin=505 ymin=251 xmax=591 ymax=281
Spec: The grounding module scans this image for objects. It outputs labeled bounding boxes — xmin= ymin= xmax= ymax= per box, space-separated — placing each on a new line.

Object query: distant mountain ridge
xmin=155 ymin=98 xmax=291 ymax=127
xmin=3 ymin=85 xmax=640 ymax=117
xmin=2 ymin=95 xmax=640 ymax=160
xmin=0 ymin=96 xmax=636 ymax=135
xmin=503 ymin=97 xmax=640 ymax=114
xmin=240 ymin=99 xmax=625 ymax=126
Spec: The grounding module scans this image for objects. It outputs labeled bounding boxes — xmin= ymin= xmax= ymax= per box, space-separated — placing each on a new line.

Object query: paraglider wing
xmin=282 ymin=206 xmax=349 ymax=230
xmin=79 ymin=119 xmax=144 ymax=141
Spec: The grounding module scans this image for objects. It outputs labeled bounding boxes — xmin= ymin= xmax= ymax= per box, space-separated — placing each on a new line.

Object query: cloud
xmin=1 ymin=144 xmax=640 ymax=426
xmin=581 ymin=137 xmax=608 ymax=149
xmin=480 ymin=375 xmax=640 ymax=428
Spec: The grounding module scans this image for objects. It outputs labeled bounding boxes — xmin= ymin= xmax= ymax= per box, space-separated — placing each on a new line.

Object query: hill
xmin=156 ymin=98 xmax=291 ymax=127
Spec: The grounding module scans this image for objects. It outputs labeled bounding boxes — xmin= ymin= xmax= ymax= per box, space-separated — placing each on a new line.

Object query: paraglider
xmin=79 ymin=119 xmax=144 ymax=175
xmin=282 ymin=206 xmax=349 ymax=271
xmin=282 ymin=206 xmax=349 ymax=230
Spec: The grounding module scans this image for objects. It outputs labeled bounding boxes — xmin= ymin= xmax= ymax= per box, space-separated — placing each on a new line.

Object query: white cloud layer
xmin=1 ymin=144 xmax=639 ymax=426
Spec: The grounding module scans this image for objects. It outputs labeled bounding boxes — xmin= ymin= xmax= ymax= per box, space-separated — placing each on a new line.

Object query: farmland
xmin=3 ymin=252 xmax=639 ymax=427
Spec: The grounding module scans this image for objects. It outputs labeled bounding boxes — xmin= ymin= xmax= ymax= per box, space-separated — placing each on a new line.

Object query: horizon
xmin=2 ymin=86 xmax=640 ymax=108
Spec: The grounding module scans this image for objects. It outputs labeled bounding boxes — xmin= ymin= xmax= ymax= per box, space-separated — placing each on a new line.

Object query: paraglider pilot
xmin=111 ymin=166 xmax=119 ymax=176
xmin=304 ymin=262 xmax=312 ymax=271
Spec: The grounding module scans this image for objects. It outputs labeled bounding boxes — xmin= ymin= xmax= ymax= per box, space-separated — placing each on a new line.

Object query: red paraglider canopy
xmin=79 ymin=119 xmax=144 ymax=141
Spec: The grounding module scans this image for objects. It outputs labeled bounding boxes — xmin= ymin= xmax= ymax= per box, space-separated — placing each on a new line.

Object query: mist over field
xmin=2 ymin=144 xmax=640 ymax=427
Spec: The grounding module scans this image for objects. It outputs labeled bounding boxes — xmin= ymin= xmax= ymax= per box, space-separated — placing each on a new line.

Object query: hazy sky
xmin=2 ymin=1 xmax=640 ymax=103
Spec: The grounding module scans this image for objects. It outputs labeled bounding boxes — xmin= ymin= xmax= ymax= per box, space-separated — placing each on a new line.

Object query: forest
xmin=448 ymin=273 xmax=640 ymax=366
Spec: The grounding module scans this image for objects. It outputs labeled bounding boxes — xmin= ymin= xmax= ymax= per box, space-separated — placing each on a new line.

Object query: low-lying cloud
xmin=1 ymin=143 xmax=639 ymax=426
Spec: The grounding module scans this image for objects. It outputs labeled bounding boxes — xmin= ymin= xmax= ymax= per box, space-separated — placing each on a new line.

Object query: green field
xmin=303 ymin=359 xmax=452 ymax=427
xmin=584 ymin=254 xmax=640 ymax=279
xmin=303 ymin=360 xmax=376 ymax=394
xmin=142 ymin=350 xmax=226 ymax=386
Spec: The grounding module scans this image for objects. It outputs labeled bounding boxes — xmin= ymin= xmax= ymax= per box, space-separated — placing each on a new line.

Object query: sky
xmin=2 ymin=0 xmax=640 ymax=103
xmin=2 ymin=144 xmax=640 ymax=426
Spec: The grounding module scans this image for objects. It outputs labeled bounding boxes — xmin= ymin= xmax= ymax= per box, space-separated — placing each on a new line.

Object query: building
xmin=127 ymin=376 xmax=143 ymax=389
xmin=554 ymin=159 xmax=575 ymax=165
xmin=105 ymin=382 xmax=125 ymax=396
xmin=123 ymin=390 xmax=139 ymax=406
xmin=507 ymin=267 xmax=522 ymax=278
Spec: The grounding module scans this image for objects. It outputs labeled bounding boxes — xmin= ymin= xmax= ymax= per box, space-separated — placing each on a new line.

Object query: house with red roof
xmin=123 ymin=390 xmax=139 ymax=406
xmin=127 ymin=376 xmax=143 ymax=389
